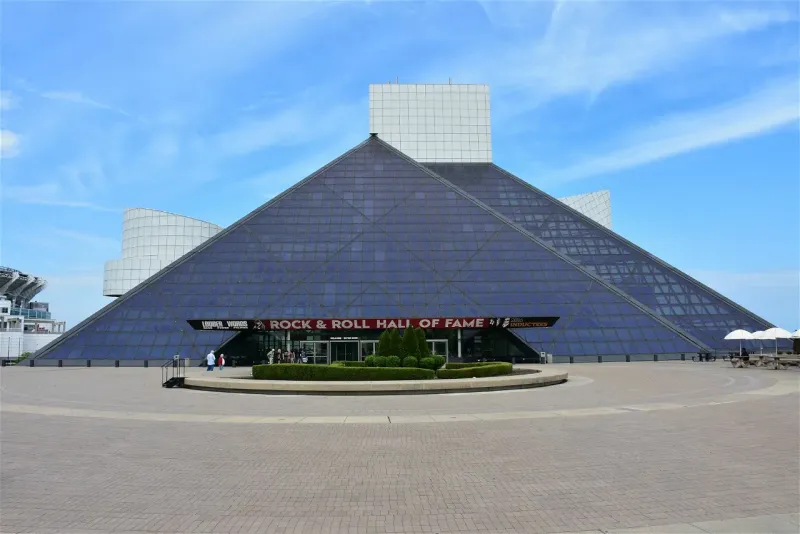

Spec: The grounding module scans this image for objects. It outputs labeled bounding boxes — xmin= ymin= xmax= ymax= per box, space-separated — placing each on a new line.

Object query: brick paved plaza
xmin=1 ymin=363 xmax=798 ymax=534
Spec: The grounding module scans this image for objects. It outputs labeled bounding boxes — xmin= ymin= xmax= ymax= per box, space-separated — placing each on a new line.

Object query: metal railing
xmin=161 ymin=357 xmax=186 ymax=388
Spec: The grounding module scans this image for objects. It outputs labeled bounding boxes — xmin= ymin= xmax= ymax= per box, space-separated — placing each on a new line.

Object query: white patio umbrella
xmin=750 ymin=331 xmax=768 ymax=354
xmin=723 ymin=329 xmax=752 ymax=353
xmin=764 ymin=327 xmax=793 ymax=354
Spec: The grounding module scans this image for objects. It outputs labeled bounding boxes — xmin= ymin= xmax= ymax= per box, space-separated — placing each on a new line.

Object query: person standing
xmin=206 ymin=350 xmax=215 ymax=371
xmin=217 ymin=353 xmax=225 ymax=371
xmin=267 ymin=348 xmax=275 ymax=365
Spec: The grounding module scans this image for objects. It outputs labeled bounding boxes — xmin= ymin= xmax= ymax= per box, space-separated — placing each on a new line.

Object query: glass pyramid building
xmin=34 ymin=133 xmax=774 ymax=365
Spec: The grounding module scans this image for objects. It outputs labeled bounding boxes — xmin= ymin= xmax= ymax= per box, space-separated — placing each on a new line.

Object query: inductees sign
xmin=187 ymin=317 xmax=558 ymax=331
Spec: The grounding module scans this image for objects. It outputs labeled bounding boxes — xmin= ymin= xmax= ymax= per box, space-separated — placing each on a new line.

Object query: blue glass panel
xmin=37 ymin=138 xmax=706 ymax=362
xmin=426 ymin=162 xmax=773 ymax=349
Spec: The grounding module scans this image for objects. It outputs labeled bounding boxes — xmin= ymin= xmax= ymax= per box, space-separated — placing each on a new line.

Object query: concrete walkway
xmin=566 ymin=511 xmax=800 ymax=533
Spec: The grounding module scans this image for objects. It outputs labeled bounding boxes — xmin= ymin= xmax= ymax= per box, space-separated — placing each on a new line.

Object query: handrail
xmin=161 ymin=357 xmax=186 ymax=387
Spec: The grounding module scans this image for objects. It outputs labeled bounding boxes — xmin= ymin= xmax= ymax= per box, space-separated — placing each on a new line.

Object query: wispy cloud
xmin=214 ymin=99 xmax=367 ymax=157
xmin=40 ymin=91 xmax=130 ymax=117
xmin=0 ymin=130 xmax=21 ymax=158
xmin=1 ymin=91 xmax=18 ymax=111
xmin=51 ymin=229 xmax=119 ymax=250
xmin=2 ymin=182 xmax=117 ymax=212
xmin=548 ymin=77 xmax=800 ymax=182
xmin=451 ymin=2 xmax=797 ymax=118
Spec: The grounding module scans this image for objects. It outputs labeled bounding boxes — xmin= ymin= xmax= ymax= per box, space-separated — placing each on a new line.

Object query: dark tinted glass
xmin=427 ymin=162 xmax=772 ymax=350
xmin=38 ymin=139 xmax=702 ymax=360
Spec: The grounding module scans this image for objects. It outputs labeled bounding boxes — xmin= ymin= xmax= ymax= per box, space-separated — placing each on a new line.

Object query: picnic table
xmin=730 ymin=353 xmax=800 ymax=370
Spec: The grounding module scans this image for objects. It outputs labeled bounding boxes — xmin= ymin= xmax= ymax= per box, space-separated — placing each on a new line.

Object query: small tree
xmin=376 ymin=330 xmax=391 ymax=356
xmin=388 ymin=328 xmax=403 ymax=356
xmin=415 ymin=328 xmax=431 ymax=358
xmin=401 ymin=326 xmax=419 ymax=357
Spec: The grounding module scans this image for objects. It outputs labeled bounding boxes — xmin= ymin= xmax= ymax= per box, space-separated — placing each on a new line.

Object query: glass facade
xmin=36 ymin=136 xmax=763 ymax=363
xmin=427 ymin=163 xmax=776 ymax=351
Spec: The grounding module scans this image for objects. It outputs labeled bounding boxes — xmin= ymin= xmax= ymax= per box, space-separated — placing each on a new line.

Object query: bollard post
xmin=87 ymin=360 xmax=91 ymax=367
xmin=654 ymin=354 xmax=659 ymax=362
xmin=58 ymin=360 xmax=63 ymax=368
xmin=625 ymin=354 xmax=630 ymax=362
xmin=115 ymin=360 xmax=120 ymax=368
xmin=30 ymin=359 xmax=34 ymax=367
xmin=569 ymin=356 xmax=574 ymax=364
xmin=681 ymin=353 xmax=685 ymax=361
xmin=598 ymin=355 xmax=603 ymax=363
xmin=144 ymin=360 xmax=149 ymax=368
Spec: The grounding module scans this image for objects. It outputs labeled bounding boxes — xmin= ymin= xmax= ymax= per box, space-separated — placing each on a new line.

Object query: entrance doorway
xmin=330 ymin=341 xmax=359 ymax=362
xmin=360 ymin=340 xmax=377 ymax=359
xmin=296 ymin=341 xmax=329 ymax=365
xmin=429 ymin=339 xmax=448 ymax=359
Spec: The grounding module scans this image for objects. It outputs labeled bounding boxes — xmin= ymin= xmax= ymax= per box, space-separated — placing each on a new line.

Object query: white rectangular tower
xmin=369 ymin=83 xmax=492 ymax=163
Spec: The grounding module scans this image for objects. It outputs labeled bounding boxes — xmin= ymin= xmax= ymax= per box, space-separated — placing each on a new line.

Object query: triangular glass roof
xmin=426 ymin=162 xmax=774 ymax=350
xmin=37 ymin=137 xmax=704 ymax=361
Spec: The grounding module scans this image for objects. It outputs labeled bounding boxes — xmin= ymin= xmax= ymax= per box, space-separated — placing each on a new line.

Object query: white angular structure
xmin=369 ymin=83 xmax=492 ymax=162
xmin=103 ymin=208 xmax=223 ymax=297
xmin=559 ymin=190 xmax=613 ymax=230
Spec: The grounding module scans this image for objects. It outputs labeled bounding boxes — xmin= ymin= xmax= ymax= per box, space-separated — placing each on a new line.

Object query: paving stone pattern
xmin=1 ymin=364 xmax=798 ymax=533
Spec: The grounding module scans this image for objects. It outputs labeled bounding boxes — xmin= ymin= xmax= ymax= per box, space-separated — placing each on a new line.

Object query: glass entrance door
xmin=296 ymin=341 xmax=329 ymax=365
xmin=360 ymin=340 xmax=377 ymax=360
xmin=429 ymin=339 xmax=448 ymax=358
xmin=331 ymin=341 xmax=359 ymax=362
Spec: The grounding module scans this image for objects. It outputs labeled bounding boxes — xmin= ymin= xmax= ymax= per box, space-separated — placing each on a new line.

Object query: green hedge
xmin=437 ymin=362 xmax=513 ymax=379
xmin=330 ymin=361 xmax=366 ymax=367
xmin=402 ymin=356 xmax=418 ymax=368
xmin=444 ymin=362 xmax=503 ymax=369
xmin=252 ymin=364 xmax=435 ymax=381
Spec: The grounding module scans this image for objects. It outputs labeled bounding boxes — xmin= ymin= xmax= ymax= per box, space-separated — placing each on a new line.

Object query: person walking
xmin=217 ymin=353 xmax=225 ymax=371
xmin=206 ymin=350 xmax=215 ymax=371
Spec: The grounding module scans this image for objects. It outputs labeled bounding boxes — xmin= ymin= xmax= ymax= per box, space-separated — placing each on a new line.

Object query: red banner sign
xmin=187 ymin=316 xmax=558 ymax=331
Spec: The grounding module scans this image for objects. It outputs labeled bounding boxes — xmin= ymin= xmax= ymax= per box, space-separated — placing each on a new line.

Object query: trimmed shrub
xmin=364 ymin=355 xmax=377 ymax=367
xmin=377 ymin=331 xmax=392 ymax=356
xmin=418 ymin=357 xmax=437 ymax=370
xmin=431 ymin=355 xmax=445 ymax=370
xmin=374 ymin=356 xmax=388 ymax=368
xmin=252 ymin=364 xmax=435 ymax=381
xmin=401 ymin=326 xmax=419 ymax=357
xmin=444 ymin=362 xmax=501 ymax=369
xmin=388 ymin=329 xmax=403 ymax=356
xmin=416 ymin=328 xmax=431 ymax=358
xmin=386 ymin=355 xmax=402 ymax=368
xmin=437 ymin=362 xmax=513 ymax=379
xmin=330 ymin=361 xmax=346 ymax=367
xmin=335 ymin=361 xmax=367 ymax=367
xmin=402 ymin=356 xmax=419 ymax=368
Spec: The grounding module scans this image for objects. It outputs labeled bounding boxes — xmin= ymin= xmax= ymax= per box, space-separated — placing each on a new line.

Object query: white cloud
xmin=549 ymin=78 xmax=800 ymax=182
xmin=0 ymin=130 xmax=20 ymax=158
xmin=214 ymin=99 xmax=366 ymax=157
xmin=1 ymin=91 xmax=18 ymax=111
xmin=40 ymin=91 xmax=130 ymax=117
xmin=2 ymin=182 xmax=117 ymax=212
xmin=447 ymin=3 xmax=797 ymax=117
xmin=52 ymin=229 xmax=119 ymax=250
xmin=243 ymin=132 xmax=365 ymax=196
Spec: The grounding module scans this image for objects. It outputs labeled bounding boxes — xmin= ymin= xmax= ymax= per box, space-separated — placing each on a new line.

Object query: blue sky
xmin=1 ymin=1 xmax=798 ymax=331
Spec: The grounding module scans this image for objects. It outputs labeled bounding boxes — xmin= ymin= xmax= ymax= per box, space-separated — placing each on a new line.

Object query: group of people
xmin=267 ymin=347 xmax=306 ymax=365
xmin=205 ymin=351 xmax=225 ymax=371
